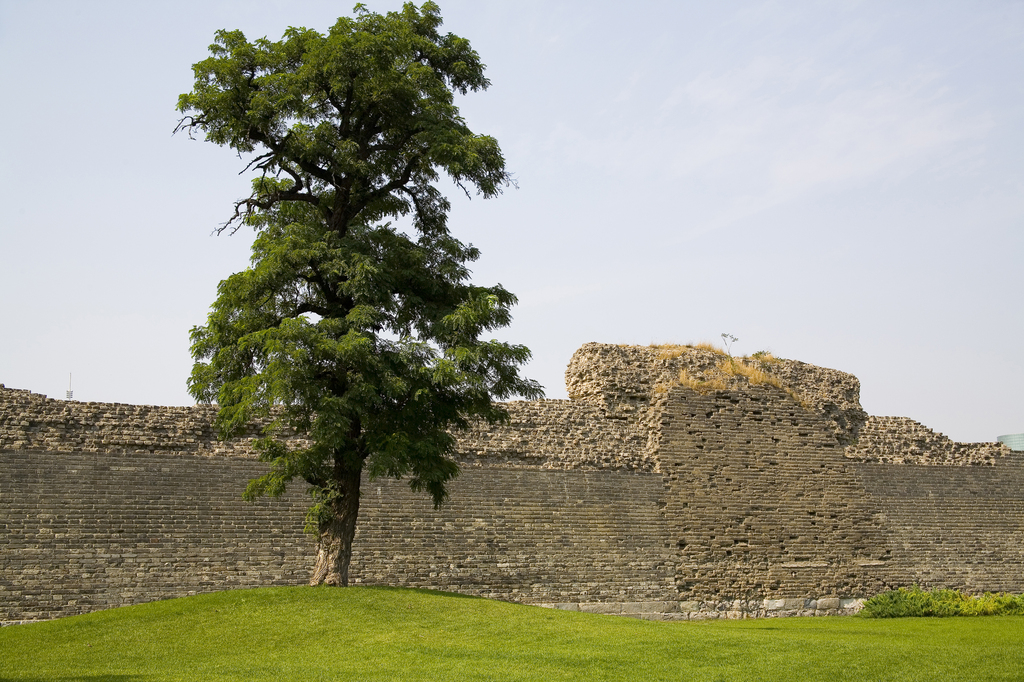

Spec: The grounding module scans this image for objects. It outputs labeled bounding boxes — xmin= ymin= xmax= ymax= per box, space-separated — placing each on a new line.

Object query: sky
xmin=1 ymin=0 xmax=1021 ymax=443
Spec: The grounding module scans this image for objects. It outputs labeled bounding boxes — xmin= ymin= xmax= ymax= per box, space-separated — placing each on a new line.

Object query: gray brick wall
xmin=851 ymin=460 xmax=1024 ymax=592
xmin=658 ymin=386 xmax=895 ymax=601
xmin=0 ymin=449 xmax=311 ymax=622
xmin=0 ymin=449 xmax=676 ymax=622
xmin=3 ymin=344 xmax=1022 ymax=623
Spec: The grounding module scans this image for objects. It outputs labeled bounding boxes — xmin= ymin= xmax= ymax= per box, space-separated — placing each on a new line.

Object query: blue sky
xmin=1 ymin=1 xmax=1021 ymax=442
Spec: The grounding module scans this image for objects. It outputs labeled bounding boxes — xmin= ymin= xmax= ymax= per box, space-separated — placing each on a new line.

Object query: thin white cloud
xmin=543 ymin=49 xmax=994 ymax=239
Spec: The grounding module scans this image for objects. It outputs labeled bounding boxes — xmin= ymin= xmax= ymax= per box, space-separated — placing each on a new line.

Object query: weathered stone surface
xmin=579 ymin=603 xmax=623 ymax=614
xmin=456 ymin=399 xmax=656 ymax=472
xmin=0 ymin=386 xmax=279 ymax=458
xmin=564 ymin=343 xmax=868 ymax=446
xmin=846 ymin=416 xmax=1009 ymax=466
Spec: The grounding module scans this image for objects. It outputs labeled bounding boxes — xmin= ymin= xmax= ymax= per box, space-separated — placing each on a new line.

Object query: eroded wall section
xmin=0 ymin=386 xmax=675 ymax=623
xmin=3 ymin=341 xmax=1023 ymax=624
xmin=659 ymin=386 xmax=894 ymax=602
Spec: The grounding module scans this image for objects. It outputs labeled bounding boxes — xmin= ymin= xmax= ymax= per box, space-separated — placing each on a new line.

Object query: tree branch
xmin=172 ymin=115 xmax=205 ymax=140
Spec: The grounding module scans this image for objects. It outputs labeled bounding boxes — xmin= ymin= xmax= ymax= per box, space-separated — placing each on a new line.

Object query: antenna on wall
xmin=66 ymin=373 xmax=73 ymax=401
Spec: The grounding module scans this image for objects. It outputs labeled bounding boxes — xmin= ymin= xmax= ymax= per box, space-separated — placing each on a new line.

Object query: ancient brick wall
xmin=851 ymin=458 xmax=1024 ymax=592
xmin=658 ymin=386 xmax=894 ymax=603
xmin=0 ymin=447 xmax=674 ymax=623
xmin=2 ymin=343 xmax=1022 ymax=623
xmin=350 ymin=468 xmax=674 ymax=604
xmin=1 ymin=448 xmax=311 ymax=623
xmin=0 ymin=384 xmax=676 ymax=623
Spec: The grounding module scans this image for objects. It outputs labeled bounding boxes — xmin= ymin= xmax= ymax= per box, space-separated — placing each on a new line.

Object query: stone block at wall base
xmin=537 ymin=597 xmax=865 ymax=621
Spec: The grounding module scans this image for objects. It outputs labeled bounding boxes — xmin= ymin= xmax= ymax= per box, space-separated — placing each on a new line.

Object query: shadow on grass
xmin=356 ymin=585 xmax=484 ymax=600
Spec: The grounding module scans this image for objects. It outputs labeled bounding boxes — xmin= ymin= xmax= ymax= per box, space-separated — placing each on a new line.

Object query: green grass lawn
xmin=2 ymin=587 xmax=1022 ymax=681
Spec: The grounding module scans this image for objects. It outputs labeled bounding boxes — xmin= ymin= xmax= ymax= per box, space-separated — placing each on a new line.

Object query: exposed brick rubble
xmin=846 ymin=416 xmax=1010 ymax=465
xmin=0 ymin=385 xmax=251 ymax=457
xmin=456 ymin=399 xmax=655 ymax=471
xmin=0 ymin=385 xmax=308 ymax=458
xmin=564 ymin=342 xmax=867 ymax=449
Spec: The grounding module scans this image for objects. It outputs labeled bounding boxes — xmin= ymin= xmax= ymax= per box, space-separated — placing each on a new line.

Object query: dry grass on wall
xmin=675 ymin=368 xmax=729 ymax=394
xmin=649 ymin=342 xmax=726 ymax=360
xmin=676 ymin=359 xmax=783 ymax=395
xmin=615 ymin=342 xmax=813 ymax=407
xmin=718 ymin=358 xmax=784 ymax=389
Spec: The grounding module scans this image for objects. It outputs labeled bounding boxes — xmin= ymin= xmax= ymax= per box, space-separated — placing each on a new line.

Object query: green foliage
xmin=3 ymin=587 xmax=1024 ymax=681
xmin=176 ymin=2 xmax=542 ymax=566
xmin=176 ymin=2 xmax=509 ymax=237
xmin=860 ymin=586 xmax=1024 ymax=618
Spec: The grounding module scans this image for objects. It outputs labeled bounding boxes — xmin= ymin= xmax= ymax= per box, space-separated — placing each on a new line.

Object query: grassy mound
xmin=1 ymin=586 xmax=1023 ymax=681
xmin=861 ymin=586 xmax=1024 ymax=618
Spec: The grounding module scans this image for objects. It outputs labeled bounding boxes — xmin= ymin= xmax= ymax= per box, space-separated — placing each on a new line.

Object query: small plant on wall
xmin=720 ymin=333 xmax=738 ymax=358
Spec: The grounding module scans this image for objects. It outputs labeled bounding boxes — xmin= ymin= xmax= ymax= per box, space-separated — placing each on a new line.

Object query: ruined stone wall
xmin=0 ymin=387 xmax=651 ymax=470
xmin=0 ymin=385 xmax=255 ymax=458
xmin=851 ymin=458 xmax=1024 ymax=593
xmin=0 ymin=447 xmax=675 ymax=624
xmin=0 ymin=384 xmax=675 ymax=623
xmin=847 ymin=416 xmax=1010 ymax=466
xmin=564 ymin=343 xmax=868 ymax=446
xmin=456 ymin=399 xmax=655 ymax=471
xmin=1 ymin=449 xmax=311 ymax=623
xmin=658 ymin=385 xmax=894 ymax=603
xmin=2 ymin=343 xmax=1022 ymax=624
xmin=351 ymin=468 xmax=674 ymax=605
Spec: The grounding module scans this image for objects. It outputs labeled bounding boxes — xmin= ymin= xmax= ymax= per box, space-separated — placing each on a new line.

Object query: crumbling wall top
xmin=565 ymin=342 xmax=867 ymax=445
xmin=847 ymin=416 xmax=1011 ymax=465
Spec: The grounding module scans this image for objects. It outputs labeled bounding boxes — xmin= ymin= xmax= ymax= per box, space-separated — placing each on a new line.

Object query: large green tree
xmin=177 ymin=2 xmax=541 ymax=586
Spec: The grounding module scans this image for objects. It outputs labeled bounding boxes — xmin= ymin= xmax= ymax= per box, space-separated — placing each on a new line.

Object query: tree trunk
xmin=309 ymin=467 xmax=361 ymax=586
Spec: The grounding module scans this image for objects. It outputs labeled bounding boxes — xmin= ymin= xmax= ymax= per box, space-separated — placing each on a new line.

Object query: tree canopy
xmin=177 ymin=1 xmax=541 ymax=586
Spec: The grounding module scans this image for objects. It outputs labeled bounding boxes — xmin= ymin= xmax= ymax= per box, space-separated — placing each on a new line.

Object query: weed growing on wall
xmin=648 ymin=342 xmax=726 ymax=360
xmin=693 ymin=341 xmax=726 ymax=355
xmin=720 ymin=333 xmax=738 ymax=357
xmin=661 ymin=353 xmax=789 ymax=396
xmin=750 ymin=350 xmax=779 ymax=365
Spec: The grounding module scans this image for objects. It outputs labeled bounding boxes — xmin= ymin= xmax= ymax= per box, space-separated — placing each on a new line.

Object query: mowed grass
xmin=2 ymin=587 xmax=1023 ymax=681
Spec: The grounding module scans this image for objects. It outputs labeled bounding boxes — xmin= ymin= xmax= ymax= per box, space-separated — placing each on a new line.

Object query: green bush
xmin=861 ymin=586 xmax=1024 ymax=618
